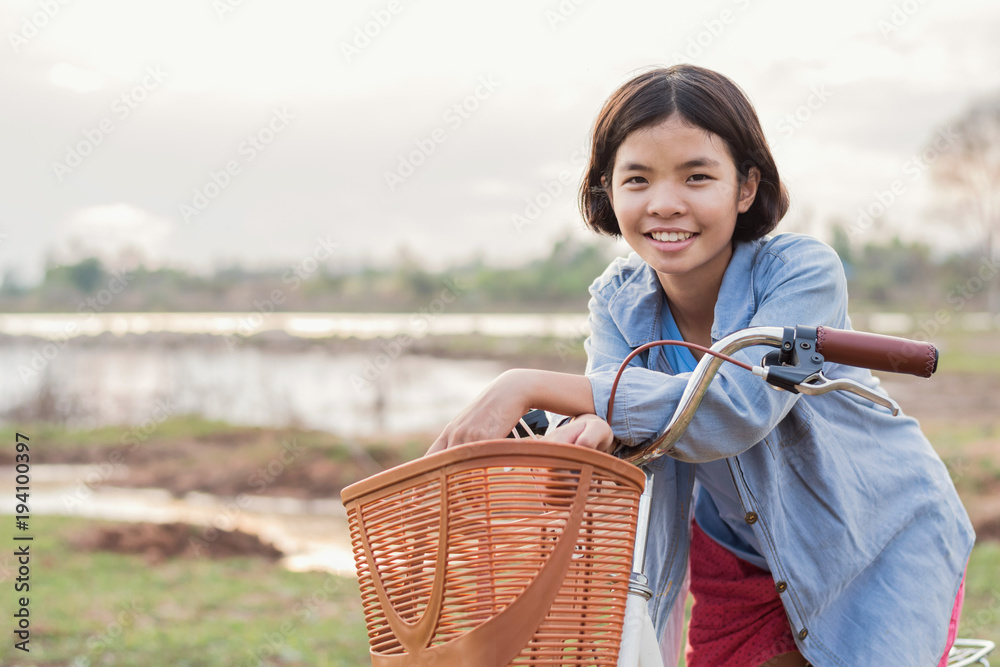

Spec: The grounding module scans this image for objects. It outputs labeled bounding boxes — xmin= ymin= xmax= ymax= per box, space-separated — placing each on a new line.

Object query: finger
xmin=543 ymin=421 xmax=587 ymax=445
xmin=573 ymin=421 xmax=614 ymax=452
xmin=548 ymin=423 xmax=575 ymax=441
xmin=571 ymin=424 xmax=602 ymax=450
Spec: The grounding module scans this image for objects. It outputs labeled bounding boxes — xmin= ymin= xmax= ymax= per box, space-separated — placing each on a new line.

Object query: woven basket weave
xmin=341 ymin=440 xmax=645 ymax=667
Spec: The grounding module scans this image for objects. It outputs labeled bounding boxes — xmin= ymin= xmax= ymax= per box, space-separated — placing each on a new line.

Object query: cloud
xmin=47 ymin=62 xmax=106 ymax=93
xmin=1 ymin=0 xmax=999 ymax=284
xmin=56 ymin=203 xmax=174 ymax=268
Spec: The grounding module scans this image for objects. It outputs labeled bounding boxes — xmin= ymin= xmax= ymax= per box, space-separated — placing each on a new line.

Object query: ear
xmin=600 ymin=174 xmax=613 ymax=205
xmin=737 ymin=167 xmax=760 ymax=214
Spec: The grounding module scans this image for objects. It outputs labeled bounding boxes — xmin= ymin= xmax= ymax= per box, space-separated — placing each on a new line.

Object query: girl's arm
xmin=587 ymin=237 xmax=852 ymax=461
xmin=426 ymin=369 xmax=605 ymax=455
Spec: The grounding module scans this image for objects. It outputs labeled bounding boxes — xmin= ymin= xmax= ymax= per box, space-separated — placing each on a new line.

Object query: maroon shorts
xmin=685 ymin=519 xmax=965 ymax=667
xmin=685 ymin=519 xmax=799 ymax=666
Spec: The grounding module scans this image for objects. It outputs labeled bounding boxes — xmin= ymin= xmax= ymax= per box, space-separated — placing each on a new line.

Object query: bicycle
xmin=342 ymin=324 xmax=996 ymax=666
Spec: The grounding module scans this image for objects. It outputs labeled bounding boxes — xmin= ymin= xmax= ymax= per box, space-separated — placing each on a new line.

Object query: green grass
xmin=0 ymin=516 xmax=370 ymax=666
xmin=933 ymin=330 xmax=1000 ymax=375
xmin=2 ymin=399 xmax=997 ymax=664
xmin=924 ymin=422 xmax=1000 ymax=450
xmin=1 ymin=517 xmax=995 ymax=666
xmin=959 ymin=542 xmax=1000 ymax=643
xmin=0 ymin=415 xmax=240 ymax=452
xmin=937 ymin=354 xmax=1000 ymax=375
xmin=0 ymin=414 xmax=428 ymax=465
xmin=925 ymin=425 xmax=1000 ymax=505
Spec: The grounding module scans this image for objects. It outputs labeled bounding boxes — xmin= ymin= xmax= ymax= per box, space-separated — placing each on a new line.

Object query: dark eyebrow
xmin=677 ymin=157 xmax=722 ymax=170
xmin=618 ymin=157 xmax=723 ymax=173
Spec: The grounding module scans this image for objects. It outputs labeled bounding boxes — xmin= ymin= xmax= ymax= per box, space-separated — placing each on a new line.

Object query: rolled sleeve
xmin=584 ymin=237 xmax=851 ymax=461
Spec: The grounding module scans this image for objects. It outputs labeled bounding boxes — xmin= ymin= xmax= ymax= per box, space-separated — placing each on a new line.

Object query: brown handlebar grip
xmin=815 ymin=326 xmax=938 ymax=378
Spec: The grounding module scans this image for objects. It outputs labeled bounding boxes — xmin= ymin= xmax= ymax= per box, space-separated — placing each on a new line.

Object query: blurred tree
xmin=5 ymin=236 xmax=990 ymax=314
xmin=392 ymin=246 xmax=435 ymax=300
xmin=928 ymin=94 xmax=1000 ymax=312
xmin=848 ymin=237 xmax=935 ymax=307
xmin=44 ymin=257 xmax=105 ymax=293
xmin=828 ymin=221 xmax=854 ymax=279
xmin=0 ymin=269 xmax=26 ymax=296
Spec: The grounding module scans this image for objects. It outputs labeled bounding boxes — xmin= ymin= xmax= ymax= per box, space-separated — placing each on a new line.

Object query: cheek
xmin=609 ymin=190 xmax=639 ymax=222
xmin=695 ymin=186 xmax=740 ymax=217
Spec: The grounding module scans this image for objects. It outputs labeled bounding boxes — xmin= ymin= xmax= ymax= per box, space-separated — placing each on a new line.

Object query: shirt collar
xmin=606 ymin=238 xmax=765 ymax=348
xmin=711 ymin=237 xmax=763 ymax=342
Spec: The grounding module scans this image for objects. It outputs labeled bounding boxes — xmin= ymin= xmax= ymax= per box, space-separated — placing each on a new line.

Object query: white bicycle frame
xmin=600 ymin=326 xmax=995 ymax=667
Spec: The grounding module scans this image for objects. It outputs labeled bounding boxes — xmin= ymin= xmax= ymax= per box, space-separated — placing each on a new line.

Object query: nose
xmin=646 ymin=182 xmax=686 ymax=219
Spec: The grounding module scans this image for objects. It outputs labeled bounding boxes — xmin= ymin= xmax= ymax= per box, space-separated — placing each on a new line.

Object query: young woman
xmin=427 ymin=65 xmax=973 ymax=667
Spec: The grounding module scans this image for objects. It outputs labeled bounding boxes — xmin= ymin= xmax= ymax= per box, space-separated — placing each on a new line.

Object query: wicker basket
xmin=341 ymin=440 xmax=646 ymax=667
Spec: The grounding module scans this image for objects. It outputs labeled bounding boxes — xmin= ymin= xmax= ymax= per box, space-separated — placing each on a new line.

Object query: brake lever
xmin=793 ymin=371 xmax=900 ymax=416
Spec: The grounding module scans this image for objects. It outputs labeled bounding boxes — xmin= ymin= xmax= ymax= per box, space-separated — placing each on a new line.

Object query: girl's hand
xmin=544 ymin=413 xmax=615 ymax=453
xmin=425 ymin=369 xmax=533 ymax=456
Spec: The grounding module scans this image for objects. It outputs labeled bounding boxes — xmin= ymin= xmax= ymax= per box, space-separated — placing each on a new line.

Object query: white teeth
xmin=650 ymin=231 xmax=694 ymax=242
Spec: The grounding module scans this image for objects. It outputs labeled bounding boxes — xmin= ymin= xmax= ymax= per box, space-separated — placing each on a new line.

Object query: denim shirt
xmin=585 ymin=233 xmax=974 ymax=666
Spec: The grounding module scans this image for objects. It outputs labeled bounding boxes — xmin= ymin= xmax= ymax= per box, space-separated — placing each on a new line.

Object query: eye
xmin=624 ymin=175 xmax=647 ymax=185
xmin=688 ymin=174 xmax=712 ymax=182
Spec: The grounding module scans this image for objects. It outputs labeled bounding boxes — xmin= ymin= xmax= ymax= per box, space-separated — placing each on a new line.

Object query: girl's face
xmin=606 ymin=115 xmax=758 ymax=293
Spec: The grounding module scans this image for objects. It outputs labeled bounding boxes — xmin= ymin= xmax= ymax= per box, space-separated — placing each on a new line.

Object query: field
xmin=0 ymin=329 xmax=998 ymax=665
xmin=0 ymin=516 xmax=370 ymax=666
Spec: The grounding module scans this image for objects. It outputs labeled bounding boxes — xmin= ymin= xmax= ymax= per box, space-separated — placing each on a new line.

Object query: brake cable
xmin=606 ymin=340 xmax=753 ymax=425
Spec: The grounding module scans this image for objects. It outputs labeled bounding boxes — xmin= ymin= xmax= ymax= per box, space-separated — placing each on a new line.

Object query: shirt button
xmin=775 ymin=581 xmax=787 ymax=593
xmin=744 ymin=511 xmax=758 ymax=524
xmin=798 ymin=628 xmax=809 ymax=640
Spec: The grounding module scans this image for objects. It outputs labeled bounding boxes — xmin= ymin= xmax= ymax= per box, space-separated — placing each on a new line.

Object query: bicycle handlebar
xmin=816 ymin=326 xmax=938 ymax=378
xmin=610 ymin=325 xmax=939 ymax=466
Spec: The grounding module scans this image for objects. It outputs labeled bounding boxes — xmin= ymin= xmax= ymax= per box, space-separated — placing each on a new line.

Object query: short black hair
xmin=579 ymin=65 xmax=789 ymax=242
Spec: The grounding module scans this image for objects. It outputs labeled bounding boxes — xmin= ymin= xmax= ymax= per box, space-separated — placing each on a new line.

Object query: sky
xmin=2 ymin=0 xmax=999 ymax=285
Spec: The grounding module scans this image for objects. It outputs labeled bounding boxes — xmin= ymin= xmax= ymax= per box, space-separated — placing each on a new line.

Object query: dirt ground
xmin=878 ymin=371 xmax=999 ymax=428
xmin=878 ymin=370 xmax=1000 ymax=540
xmin=8 ymin=363 xmax=999 ymax=551
xmin=0 ymin=427 xmax=402 ymax=500
xmin=69 ymin=522 xmax=284 ymax=563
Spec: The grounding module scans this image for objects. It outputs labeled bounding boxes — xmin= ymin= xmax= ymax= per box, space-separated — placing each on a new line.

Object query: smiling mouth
xmin=647 ymin=231 xmax=696 ymax=242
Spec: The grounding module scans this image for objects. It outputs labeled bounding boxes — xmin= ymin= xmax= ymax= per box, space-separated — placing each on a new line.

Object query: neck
xmin=660 ymin=278 xmax=719 ymax=347
xmin=656 ymin=245 xmax=733 ymax=349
